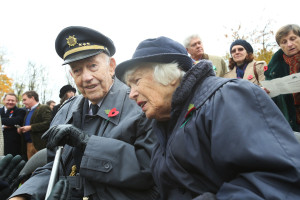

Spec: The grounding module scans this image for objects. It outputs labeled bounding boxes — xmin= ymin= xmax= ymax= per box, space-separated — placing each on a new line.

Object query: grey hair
xmin=124 ymin=62 xmax=185 ymax=86
xmin=183 ymin=34 xmax=202 ymax=48
xmin=276 ymin=24 xmax=300 ymax=45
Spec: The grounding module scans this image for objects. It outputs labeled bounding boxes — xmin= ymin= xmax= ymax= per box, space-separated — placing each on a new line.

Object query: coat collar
xmin=65 ymin=78 xmax=129 ymax=126
xmin=172 ymin=59 xmax=215 ymax=109
xmin=228 ymin=60 xmax=256 ymax=82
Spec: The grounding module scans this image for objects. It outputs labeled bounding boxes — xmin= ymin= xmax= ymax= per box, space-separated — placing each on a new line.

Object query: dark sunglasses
xmin=231 ymin=47 xmax=245 ymax=54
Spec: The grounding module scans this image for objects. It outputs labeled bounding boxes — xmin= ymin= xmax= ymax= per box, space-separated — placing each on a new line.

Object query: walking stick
xmin=45 ymin=146 xmax=63 ymax=200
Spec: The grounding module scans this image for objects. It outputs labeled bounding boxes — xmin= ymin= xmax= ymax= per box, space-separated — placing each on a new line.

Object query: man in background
xmin=0 ymin=93 xmax=26 ymax=156
xmin=46 ymin=100 xmax=56 ymax=111
xmin=18 ymin=91 xmax=52 ymax=160
xmin=184 ymin=34 xmax=228 ymax=77
xmin=52 ymin=84 xmax=76 ymax=117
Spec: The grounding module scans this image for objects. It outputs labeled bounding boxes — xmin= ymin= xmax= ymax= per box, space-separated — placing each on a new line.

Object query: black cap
xmin=55 ymin=26 xmax=116 ymax=65
xmin=115 ymin=36 xmax=192 ymax=82
xmin=230 ymin=39 xmax=253 ymax=54
xmin=59 ymin=85 xmax=76 ymax=98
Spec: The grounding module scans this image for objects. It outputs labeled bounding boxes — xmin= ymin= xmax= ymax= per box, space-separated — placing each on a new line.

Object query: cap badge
xmin=66 ymin=35 xmax=77 ymax=47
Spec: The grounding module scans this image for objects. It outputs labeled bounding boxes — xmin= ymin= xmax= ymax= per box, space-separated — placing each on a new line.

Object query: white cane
xmin=45 ymin=146 xmax=64 ymax=200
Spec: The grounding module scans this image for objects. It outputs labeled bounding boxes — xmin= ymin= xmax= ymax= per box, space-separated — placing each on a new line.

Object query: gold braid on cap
xmin=63 ymin=45 xmax=108 ymax=59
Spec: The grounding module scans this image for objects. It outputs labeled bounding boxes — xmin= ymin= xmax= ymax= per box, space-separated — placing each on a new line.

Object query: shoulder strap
xmin=253 ymin=62 xmax=259 ymax=84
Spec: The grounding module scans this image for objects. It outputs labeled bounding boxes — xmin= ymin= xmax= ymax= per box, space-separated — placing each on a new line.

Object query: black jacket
xmin=0 ymin=106 xmax=26 ymax=156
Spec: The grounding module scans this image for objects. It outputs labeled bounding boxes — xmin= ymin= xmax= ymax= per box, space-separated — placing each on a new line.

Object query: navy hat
xmin=230 ymin=39 xmax=253 ymax=54
xmin=115 ymin=36 xmax=192 ymax=82
xmin=55 ymin=26 xmax=116 ymax=65
xmin=59 ymin=85 xmax=76 ymax=98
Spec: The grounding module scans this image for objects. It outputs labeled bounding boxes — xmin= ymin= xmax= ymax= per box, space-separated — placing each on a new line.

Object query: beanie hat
xmin=230 ymin=39 xmax=253 ymax=54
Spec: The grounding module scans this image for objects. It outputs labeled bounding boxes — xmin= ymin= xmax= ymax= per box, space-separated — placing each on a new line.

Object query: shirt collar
xmin=28 ymin=103 xmax=39 ymax=111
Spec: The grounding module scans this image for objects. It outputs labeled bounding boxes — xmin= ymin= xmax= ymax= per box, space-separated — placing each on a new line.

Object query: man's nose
xmin=81 ymin=68 xmax=93 ymax=81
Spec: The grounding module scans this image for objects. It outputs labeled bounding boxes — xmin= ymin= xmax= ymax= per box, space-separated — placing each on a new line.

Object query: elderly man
xmin=0 ymin=93 xmax=25 ymax=156
xmin=265 ymin=24 xmax=300 ymax=132
xmin=184 ymin=34 xmax=227 ymax=77
xmin=9 ymin=26 xmax=157 ymax=200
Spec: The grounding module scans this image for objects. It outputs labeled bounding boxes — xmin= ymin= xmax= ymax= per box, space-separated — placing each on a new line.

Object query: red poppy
xmin=107 ymin=108 xmax=119 ymax=117
xmin=248 ymin=75 xmax=253 ymax=80
xmin=184 ymin=106 xmax=196 ymax=119
xmin=264 ymin=66 xmax=268 ymax=71
xmin=10 ymin=110 xmax=14 ymax=114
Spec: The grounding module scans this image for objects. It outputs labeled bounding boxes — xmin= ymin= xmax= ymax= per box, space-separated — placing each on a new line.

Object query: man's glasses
xmin=231 ymin=47 xmax=245 ymax=54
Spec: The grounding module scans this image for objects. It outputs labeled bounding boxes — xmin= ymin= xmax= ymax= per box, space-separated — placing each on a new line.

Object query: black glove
xmin=32 ymin=178 xmax=71 ymax=200
xmin=42 ymin=124 xmax=89 ymax=152
xmin=0 ymin=154 xmax=26 ymax=199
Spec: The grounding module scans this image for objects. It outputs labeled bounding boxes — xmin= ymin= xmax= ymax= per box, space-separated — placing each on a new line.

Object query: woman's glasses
xmin=231 ymin=47 xmax=245 ymax=54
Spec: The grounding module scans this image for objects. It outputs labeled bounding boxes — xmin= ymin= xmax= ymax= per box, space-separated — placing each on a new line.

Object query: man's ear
xmin=109 ymin=57 xmax=116 ymax=76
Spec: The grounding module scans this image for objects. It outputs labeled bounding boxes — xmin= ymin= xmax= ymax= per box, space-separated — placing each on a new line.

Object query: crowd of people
xmin=0 ymin=23 xmax=299 ymax=199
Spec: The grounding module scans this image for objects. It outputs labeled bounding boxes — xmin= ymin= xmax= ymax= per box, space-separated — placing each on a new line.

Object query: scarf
xmin=283 ymin=51 xmax=300 ymax=124
xmin=236 ymin=63 xmax=248 ymax=79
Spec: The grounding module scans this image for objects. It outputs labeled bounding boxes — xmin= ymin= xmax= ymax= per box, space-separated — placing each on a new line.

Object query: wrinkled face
xmin=187 ymin=37 xmax=204 ymax=59
xmin=3 ymin=95 xmax=17 ymax=110
xmin=69 ymin=53 xmax=116 ymax=104
xmin=126 ymin=66 xmax=178 ymax=121
xmin=279 ymin=31 xmax=300 ymax=57
xmin=22 ymin=94 xmax=36 ymax=109
xmin=231 ymin=45 xmax=248 ymax=65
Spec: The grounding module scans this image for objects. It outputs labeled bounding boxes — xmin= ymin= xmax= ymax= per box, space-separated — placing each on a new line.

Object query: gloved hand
xmin=32 ymin=178 xmax=71 ymax=200
xmin=0 ymin=154 xmax=26 ymax=199
xmin=42 ymin=124 xmax=89 ymax=152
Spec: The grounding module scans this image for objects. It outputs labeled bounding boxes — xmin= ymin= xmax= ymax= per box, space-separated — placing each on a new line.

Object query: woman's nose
xmin=129 ymin=87 xmax=138 ymax=100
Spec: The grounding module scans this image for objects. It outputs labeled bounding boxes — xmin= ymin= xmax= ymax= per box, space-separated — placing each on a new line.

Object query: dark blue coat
xmin=151 ymin=60 xmax=300 ymax=200
xmin=11 ymin=78 xmax=158 ymax=200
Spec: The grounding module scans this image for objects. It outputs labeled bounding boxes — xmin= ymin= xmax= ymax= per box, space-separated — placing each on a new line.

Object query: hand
xmin=42 ymin=124 xmax=89 ymax=152
xmin=17 ymin=128 xmax=22 ymax=134
xmin=31 ymin=179 xmax=70 ymax=200
xmin=0 ymin=154 xmax=26 ymax=199
xmin=261 ymin=87 xmax=270 ymax=94
xmin=19 ymin=126 xmax=31 ymax=133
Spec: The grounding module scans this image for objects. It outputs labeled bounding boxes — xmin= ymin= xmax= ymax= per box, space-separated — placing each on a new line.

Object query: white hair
xmin=124 ymin=62 xmax=185 ymax=86
xmin=183 ymin=34 xmax=202 ymax=48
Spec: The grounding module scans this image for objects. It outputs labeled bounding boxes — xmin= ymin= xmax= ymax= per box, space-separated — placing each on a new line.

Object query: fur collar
xmin=172 ymin=60 xmax=215 ymax=109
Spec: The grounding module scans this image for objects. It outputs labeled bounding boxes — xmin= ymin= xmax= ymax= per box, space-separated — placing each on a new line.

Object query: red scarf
xmin=283 ymin=52 xmax=300 ymax=124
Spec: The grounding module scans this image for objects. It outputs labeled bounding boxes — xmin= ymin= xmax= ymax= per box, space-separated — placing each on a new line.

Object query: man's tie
xmin=91 ymin=104 xmax=99 ymax=115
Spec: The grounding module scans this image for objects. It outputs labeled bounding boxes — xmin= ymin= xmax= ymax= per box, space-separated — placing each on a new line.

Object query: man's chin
xmin=86 ymin=93 xmax=106 ymax=104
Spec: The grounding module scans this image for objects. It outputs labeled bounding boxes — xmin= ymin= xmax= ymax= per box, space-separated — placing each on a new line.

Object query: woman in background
xmin=264 ymin=24 xmax=300 ymax=132
xmin=224 ymin=39 xmax=267 ymax=86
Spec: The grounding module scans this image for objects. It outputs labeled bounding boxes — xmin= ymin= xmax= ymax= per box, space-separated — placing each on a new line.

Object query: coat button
xmin=272 ymin=72 xmax=276 ymax=75
xmin=104 ymin=162 xmax=110 ymax=169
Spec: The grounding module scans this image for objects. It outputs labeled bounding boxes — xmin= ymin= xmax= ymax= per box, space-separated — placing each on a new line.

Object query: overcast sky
xmin=1 ymin=0 xmax=299 ymax=102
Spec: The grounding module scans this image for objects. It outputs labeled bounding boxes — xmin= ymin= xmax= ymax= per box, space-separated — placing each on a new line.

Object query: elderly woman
xmin=224 ymin=39 xmax=267 ymax=86
xmin=265 ymin=24 xmax=300 ymax=132
xmin=115 ymin=36 xmax=300 ymax=200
